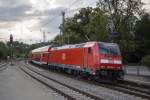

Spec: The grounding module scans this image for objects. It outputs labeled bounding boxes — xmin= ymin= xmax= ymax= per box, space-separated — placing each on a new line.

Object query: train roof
xmin=31 ymin=45 xmax=51 ymax=53
xmin=30 ymin=42 xmax=119 ymax=53
xmin=51 ymin=42 xmax=97 ymax=50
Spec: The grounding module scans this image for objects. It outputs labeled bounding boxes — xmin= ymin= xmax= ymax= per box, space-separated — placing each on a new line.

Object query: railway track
xmin=78 ymin=73 xmax=150 ymax=99
xmin=117 ymin=79 xmax=150 ymax=96
xmin=0 ymin=62 xmax=8 ymax=71
xmin=118 ymin=79 xmax=150 ymax=90
xmin=76 ymin=74 xmax=150 ymax=99
xmin=96 ymin=80 xmax=150 ymax=99
xmin=19 ymin=63 xmax=103 ymax=100
xmin=89 ymin=74 xmax=150 ymax=99
xmin=24 ymin=62 xmax=150 ymax=100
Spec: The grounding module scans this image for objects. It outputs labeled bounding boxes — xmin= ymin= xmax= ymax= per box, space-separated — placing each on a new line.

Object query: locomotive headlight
xmin=100 ymin=59 xmax=109 ymax=63
xmin=114 ymin=60 xmax=122 ymax=64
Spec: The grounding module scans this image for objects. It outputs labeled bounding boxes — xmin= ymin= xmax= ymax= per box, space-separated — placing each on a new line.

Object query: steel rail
xmin=19 ymin=65 xmax=76 ymax=100
xmin=20 ymin=63 xmax=103 ymax=100
xmin=0 ymin=62 xmax=8 ymax=71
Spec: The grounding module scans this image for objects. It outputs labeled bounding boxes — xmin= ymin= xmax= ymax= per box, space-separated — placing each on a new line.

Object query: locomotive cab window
xmin=99 ymin=43 xmax=120 ymax=55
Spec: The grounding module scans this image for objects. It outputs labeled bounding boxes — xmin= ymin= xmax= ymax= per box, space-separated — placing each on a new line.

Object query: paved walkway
xmin=0 ymin=64 xmax=64 ymax=100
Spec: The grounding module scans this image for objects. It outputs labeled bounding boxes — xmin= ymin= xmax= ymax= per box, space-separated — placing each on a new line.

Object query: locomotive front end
xmin=96 ymin=42 xmax=124 ymax=79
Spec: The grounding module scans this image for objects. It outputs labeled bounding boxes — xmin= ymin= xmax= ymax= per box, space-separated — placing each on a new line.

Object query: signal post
xmin=10 ymin=34 xmax=13 ymax=65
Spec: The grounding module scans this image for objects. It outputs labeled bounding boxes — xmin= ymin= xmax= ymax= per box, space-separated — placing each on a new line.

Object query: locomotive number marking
xmin=62 ymin=53 xmax=66 ymax=60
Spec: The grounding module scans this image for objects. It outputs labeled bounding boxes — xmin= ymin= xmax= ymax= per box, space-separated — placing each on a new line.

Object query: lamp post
xmin=10 ymin=34 xmax=13 ymax=65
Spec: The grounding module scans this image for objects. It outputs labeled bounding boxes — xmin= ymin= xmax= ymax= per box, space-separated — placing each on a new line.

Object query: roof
xmin=31 ymin=45 xmax=51 ymax=53
xmin=51 ymin=42 xmax=97 ymax=50
xmin=83 ymin=42 xmax=96 ymax=47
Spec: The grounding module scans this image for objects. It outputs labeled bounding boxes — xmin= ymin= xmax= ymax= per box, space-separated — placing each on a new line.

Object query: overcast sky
xmin=0 ymin=0 xmax=149 ymax=44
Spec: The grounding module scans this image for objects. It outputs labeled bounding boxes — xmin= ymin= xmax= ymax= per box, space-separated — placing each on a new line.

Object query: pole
xmin=10 ymin=34 xmax=13 ymax=65
xmin=59 ymin=29 xmax=62 ymax=45
xmin=137 ymin=65 xmax=140 ymax=76
xmin=43 ymin=31 xmax=46 ymax=43
xmin=62 ymin=11 xmax=65 ymax=44
xmin=10 ymin=43 xmax=13 ymax=66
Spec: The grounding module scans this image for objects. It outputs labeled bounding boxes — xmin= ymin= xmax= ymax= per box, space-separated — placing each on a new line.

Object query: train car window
xmin=88 ymin=47 xmax=92 ymax=54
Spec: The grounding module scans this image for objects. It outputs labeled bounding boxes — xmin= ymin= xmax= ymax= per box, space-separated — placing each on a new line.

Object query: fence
xmin=124 ymin=65 xmax=150 ymax=77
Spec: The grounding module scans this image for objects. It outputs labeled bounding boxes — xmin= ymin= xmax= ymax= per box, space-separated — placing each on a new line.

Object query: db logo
xmin=62 ymin=53 xmax=66 ymax=60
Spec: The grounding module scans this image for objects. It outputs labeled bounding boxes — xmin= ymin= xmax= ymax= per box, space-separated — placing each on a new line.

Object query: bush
xmin=142 ymin=55 xmax=150 ymax=67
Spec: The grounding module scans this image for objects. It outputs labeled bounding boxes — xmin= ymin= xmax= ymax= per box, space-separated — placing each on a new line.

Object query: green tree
xmin=7 ymin=41 xmax=29 ymax=58
xmin=27 ymin=44 xmax=41 ymax=52
xmin=135 ymin=13 xmax=150 ymax=60
xmin=0 ymin=42 xmax=8 ymax=59
xmin=59 ymin=7 xmax=108 ymax=44
xmin=97 ymin=0 xmax=143 ymax=35
xmin=87 ymin=8 xmax=108 ymax=41
xmin=97 ymin=0 xmax=144 ymax=62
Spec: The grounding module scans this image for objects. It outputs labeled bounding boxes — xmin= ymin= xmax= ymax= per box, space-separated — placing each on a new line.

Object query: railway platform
xmin=0 ymin=63 xmax=65 ymax=100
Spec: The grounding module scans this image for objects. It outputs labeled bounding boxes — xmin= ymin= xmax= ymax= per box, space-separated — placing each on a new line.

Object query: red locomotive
xmin=30 ymin=42 xmax=124 ymax=79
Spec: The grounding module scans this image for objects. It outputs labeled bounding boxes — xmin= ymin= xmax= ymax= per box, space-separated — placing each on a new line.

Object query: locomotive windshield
xmin=99 ymin=43 xmax=121 ymax=55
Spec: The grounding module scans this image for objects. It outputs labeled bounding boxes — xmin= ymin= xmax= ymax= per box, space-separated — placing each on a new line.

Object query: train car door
xmin=83 ymin=48 xmax=88 ymax=69
xmin=47 ymin=53 xmax=51 ymax=64
xmin=83 ymin=47 xmax=93 ymax=74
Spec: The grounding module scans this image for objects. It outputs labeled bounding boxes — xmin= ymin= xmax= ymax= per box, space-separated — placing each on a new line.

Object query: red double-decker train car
xmin=30 ymin=42 xmax=124 ymax=79
xmin=30 ymin=46 xmax=51 ymax=65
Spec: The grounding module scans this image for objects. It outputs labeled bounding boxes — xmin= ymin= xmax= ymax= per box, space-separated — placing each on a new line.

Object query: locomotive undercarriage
xmin=95 ymin=69 xmax=124 ymax=79
xmin=48 ymin=63 xmax=124 ymax=79
xmin=30 ymin=61 xmax=124 ymax=80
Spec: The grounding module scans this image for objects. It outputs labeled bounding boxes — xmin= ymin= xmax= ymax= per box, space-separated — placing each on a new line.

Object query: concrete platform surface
xmin=0 ymin=64 xmax=64 ymax=100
